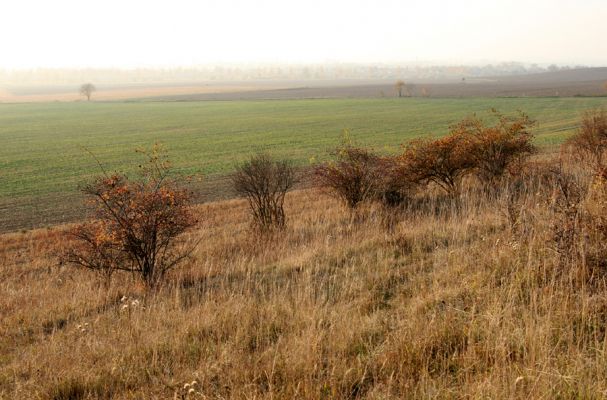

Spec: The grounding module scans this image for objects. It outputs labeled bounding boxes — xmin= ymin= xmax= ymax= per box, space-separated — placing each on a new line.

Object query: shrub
xmin=314 ymin=144 xmax=382 ymax=209
xmin=232 ymin=153 xmax=296 ymax=229
xmin=566 ymin=108 xmax=607 ymax=172
xmin=400 ymin=133 xmax=474 ymax=196
xmin=452 ymin=110 xmax=537 ymax=187
xmin=374 ymin=155 xmax=415 ymax=207
xmin=64 ymin=145 xmax=197 ymax=288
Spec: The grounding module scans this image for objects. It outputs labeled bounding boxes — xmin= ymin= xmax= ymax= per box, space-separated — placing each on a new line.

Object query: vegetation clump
xmin=453 ymin=110 xmax=537 ymax=187
xmin=64 ymin=145 xmax=197 ymax=287
xmin=232 ymin=153 xmax=296 ymax=230
xmin=566 ymin=108 xmax=607 ymax=172
xmin=400 ymin=132 xmax=474 ymax=196
xmin=374 ymin=155 xmax=415 ymax=207
xmin=314 ymin=143 xmax=382 ymax=209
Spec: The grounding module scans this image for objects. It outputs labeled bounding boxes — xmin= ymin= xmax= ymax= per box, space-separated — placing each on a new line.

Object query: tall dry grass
xmin=2 ymin=153 xmax=607 ymax=399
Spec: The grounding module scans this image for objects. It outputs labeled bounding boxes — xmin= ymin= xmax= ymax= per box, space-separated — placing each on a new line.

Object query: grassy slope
xmin=1 ymin=182 xmax=606 ymax=398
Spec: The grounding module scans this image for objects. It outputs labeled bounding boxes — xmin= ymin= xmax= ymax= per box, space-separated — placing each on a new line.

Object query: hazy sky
xmin=1 ymin=0 xmax=606 ymax=68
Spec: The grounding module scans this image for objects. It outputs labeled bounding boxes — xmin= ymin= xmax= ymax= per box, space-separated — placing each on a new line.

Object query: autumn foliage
xmin=397 ymin=110 xmax=536 ymax=195
xmin=400 ymin=133 xmax=474 ymax=196
xmin=452 ymin=110 xmax=536 ymax=186
xmin=566 ymin=108 xmax=607 ymax=172
xmin=374 ymin=155 xmax=415 ymax=207
xmin=314 ymin=144 xmax=382 ymax=209
xmin=64 ymin=145 xmax=197 ymax=287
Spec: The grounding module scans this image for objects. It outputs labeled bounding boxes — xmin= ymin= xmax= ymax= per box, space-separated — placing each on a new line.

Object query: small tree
xmin=314 ymin=144 xmax=381 ymax=209
xmin=453 ymin=110 xmax=537 ymax=187
xmin=64 ymin=145 xmax=197 ymax=287
xmin=401 ymin=133 xmax=474 ymax=196
xmin=232 ymin=153 xmax=296 ymax=229
xmin=404 ymin=82 xmax=416 ymax=97
xmin=566 ymin=109 xmax=607 ymax=172
xmin=79 ymin=83 xmax=96 ymax=101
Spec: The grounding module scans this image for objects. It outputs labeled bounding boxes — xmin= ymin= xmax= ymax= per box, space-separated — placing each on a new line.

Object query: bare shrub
xmin=64 ymin=145 xmax=197 ymax=288
xmin=400 ymin=133 xmax=474 ymax=196
xmin=453 ymin=110 xmax=537 ymax=188
xmin=232 ymin=153 xmax=296 ymax=229
xmin=314 ymin=144 xmax=381 ymax=209
xmin=566 ymin=108 xmax=607 ymax=172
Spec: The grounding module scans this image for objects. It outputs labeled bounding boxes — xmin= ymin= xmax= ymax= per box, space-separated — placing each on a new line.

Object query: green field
xmin=1 ymin=97 xmax=606 ymax=231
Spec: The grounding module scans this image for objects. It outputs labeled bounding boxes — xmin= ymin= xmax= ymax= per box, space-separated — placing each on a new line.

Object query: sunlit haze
xmin=1 ymin=0 xmax=606 ymax=69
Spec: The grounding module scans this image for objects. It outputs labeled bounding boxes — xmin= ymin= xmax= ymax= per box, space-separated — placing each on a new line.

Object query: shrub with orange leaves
xmin=374 ymin=155 xmax=415 ymax=207
xmin=565 ymin=108 xmax=607 ymax=173
xmin=452 ymin=110 xmax=536 ymax=187
xmin=400 ymin=133 xmax=474 ymax=196
xmin=314 ymin=144 xmax=382 ymax=209
xmin=64 ymin=145 xmax=197 ymax=288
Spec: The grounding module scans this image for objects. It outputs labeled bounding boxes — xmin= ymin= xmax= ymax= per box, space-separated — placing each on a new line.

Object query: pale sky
xmin=1 ymin=0 xmax=606 ymax=69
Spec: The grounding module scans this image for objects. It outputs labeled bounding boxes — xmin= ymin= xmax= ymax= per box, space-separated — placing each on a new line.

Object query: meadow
xmin=0 ymin=97 xmax=606 ymax=231
xmin=3 ymin=97 xmax=607 ymax=398
xmin=3 ymin=165 xmax=607 ymax=398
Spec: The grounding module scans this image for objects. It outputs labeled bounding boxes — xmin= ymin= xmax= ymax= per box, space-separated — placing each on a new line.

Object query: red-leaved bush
xmin=314 ymin=145 xmax=382 ymax=209
xmin=64 ymin=145 xmax=197 ymax=287
xmin=452 ymin=110 xmax=537 ymax=187
xmin=566 ymin=108 xmax=607 ymax=172
xmin=400 ymin=133 xmax=474 ymax=196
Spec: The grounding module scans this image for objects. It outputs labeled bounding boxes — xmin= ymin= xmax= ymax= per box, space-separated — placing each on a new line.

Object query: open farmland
xmin=0 ymin=82 xmax=289 ymax=103
xmin=1 ymin=97 xmax=606 ymax=232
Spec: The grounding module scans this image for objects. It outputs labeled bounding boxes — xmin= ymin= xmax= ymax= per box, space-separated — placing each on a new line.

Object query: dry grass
xmin=2 ymin=162 xmax=607 ymax=398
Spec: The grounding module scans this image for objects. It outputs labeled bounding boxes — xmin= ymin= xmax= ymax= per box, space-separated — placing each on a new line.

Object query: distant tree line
xmin=0 ymin=62 xmax=590 ymax=86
